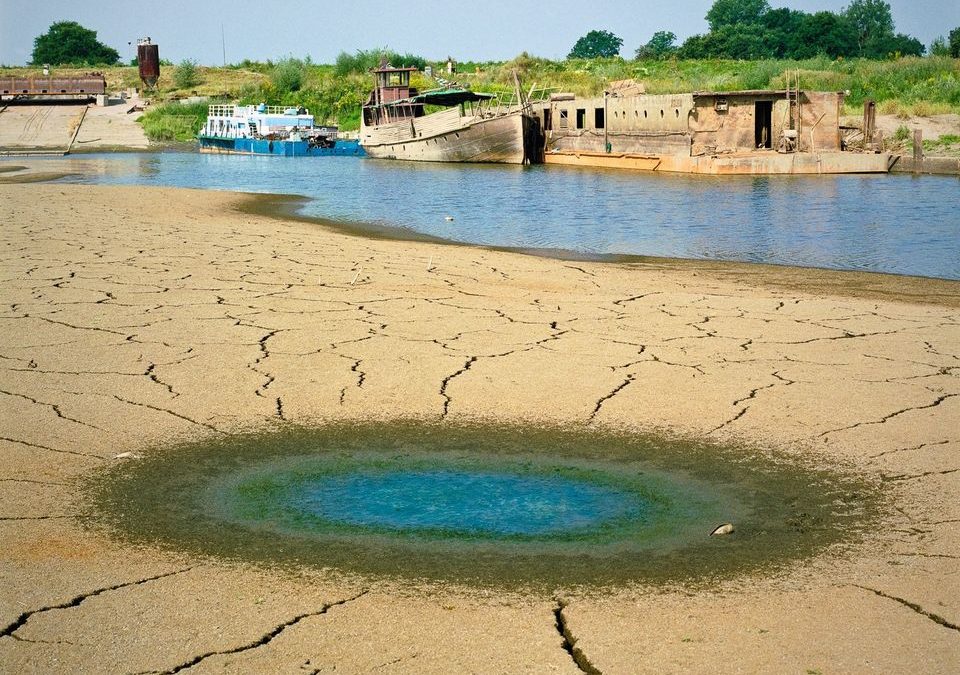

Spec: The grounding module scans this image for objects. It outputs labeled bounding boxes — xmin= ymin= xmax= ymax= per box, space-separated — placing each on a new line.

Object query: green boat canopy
xmin=406 ymin=88 xmax=495 ymax=106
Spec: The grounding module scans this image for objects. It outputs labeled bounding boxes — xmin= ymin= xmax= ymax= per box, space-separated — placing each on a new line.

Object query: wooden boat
xmin=360 ymin=63 xmax=540 ymax=164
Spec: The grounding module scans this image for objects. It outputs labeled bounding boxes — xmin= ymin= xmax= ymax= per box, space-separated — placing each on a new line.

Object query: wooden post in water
xmin=913 ymin=129 xmax=923 ymax=173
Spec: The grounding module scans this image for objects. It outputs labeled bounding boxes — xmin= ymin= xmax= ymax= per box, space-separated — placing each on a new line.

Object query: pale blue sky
xmin=1 ymin=0 xmax=957 ymax=65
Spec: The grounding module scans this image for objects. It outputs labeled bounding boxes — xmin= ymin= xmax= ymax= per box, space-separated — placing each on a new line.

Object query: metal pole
xmin=913 ymin=129 xmax=923 ymax=173
xmin=221 ymin=25 xmax=226 ymax=67
xmin=604 ymin=91 xmax=609 ymax=153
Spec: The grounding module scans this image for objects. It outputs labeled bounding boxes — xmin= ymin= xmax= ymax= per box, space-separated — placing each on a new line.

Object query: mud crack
xmin=554 ymin=599 xmax=601 ymax=674
xmin=0 ymin=388 xmax=103 ymax=430
xmin=158 ymin=590 xmax=368 ymax=673
xmin=111 ymin=395 xmax=223 ymax=434
xmin=853 ymin=585 xmax=959 ymax=632
xmin=0 ymin=567 xmax=192 ymax=638
xmin=588 ymin=374 xmax=635 ymax=423
xmin=818 ymin=393 xmax=958 ymax=439
xmin=0 ymin=436 xmax=105 ymax=460
xmin=439 ymin=356 xmax=477 ymax=417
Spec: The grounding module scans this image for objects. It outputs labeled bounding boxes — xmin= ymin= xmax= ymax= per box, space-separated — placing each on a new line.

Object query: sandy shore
xmin=0 ymin=179 xmax=957 ymax=673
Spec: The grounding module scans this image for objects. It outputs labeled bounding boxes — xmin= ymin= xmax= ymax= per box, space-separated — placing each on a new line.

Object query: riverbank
xmin=0 ymin=182 xmax=957 ymax=672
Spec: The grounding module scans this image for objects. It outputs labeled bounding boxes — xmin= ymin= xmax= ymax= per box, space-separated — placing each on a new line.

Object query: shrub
xmin=334 ymin=49 xmax=425 ymax=76
xmin=173 ymin=59 xmax=199 ymax=89
xmin=271 ymin=58 xmax=306 ymax=93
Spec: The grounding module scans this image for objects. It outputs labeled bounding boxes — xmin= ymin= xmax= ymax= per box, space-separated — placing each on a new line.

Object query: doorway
xmin=755 ymin=101 xmax=772 ymax=149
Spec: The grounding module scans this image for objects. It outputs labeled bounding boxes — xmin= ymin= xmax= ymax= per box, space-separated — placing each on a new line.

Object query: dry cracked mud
xmin=0 ymin=177 xmax=958 ymax=673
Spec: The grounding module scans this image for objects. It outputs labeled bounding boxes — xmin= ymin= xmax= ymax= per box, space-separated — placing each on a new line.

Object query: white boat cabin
xmin=201 ymin=104 xmax=335 ymax=139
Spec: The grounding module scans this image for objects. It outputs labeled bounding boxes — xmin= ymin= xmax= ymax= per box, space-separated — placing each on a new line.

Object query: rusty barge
xmin=534 ymin=79 xmax=891 ymax=175
xmin=0 ymin=74 xmax=106 ymax=102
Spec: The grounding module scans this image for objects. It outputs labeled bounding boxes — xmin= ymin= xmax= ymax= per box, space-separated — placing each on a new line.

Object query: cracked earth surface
xmin=0 ymin=181 xmax=958 ymax=673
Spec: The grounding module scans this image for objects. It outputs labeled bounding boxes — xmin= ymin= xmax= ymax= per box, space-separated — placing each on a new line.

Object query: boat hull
xmin=199 ymin=136 xmax=365 ymax=157
xmin=361 ymin=113 xmax=529 ymax=164
xmin=544 ymin=149 xmax=892 ymax=175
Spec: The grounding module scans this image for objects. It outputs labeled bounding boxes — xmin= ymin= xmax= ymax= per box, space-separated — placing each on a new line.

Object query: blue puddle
xmin=297 ymin=470 xmax=644 ymax=536
xmin=85 ymin=422 xmax=881 ymax=589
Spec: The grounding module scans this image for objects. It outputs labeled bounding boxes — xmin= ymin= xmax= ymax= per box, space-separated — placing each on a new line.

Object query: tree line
xmin=25 ymin=2 xmax=960 ymax=69
xmin=571 ymin=0 xmax=960 ymax=61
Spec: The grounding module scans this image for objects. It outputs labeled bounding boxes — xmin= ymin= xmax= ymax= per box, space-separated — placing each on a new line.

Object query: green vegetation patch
xmin=139 ymin=100 xmax=213 ymax=142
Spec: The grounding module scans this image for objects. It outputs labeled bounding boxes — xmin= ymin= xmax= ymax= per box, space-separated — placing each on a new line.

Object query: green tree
xmin=635 ymin=31 xmax=677 ymax=60
xmin=705 ymin=0 xmax=771 ymax=31
xmin=271 ymin=58 xmax=306 ymax=93
xmin=759 ymin=8 xmax=811 ymax=58
xmin=871 ymin=33 xmax=925 ymax=57
xmin=30 ymin=21 xmax=119 ymax=66
xmin=930 ymin=36 xmax=949 ymax=57
xmin=949 ymin=27 xmax=960 ymax=57
xmin=677 ymin=24 xmax=772 ymax=59
xmin=793 ymin=12 xmax=858 ymax=59
xmin=172 ymin=59 xmax=199 ymax=89
xmin=568 ymin=30 xmax=624 ymax=59
xmin=843 ymin=0 xmax=894 ymax=56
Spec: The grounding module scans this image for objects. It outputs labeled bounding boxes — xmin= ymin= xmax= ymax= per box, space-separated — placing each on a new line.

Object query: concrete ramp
xmin=71 ymin=104 xmax=149 ymax=151
xmin=0 ymin=101 xmax=150 ymax=154
xmin=0 ymin=104 xmax=85 ymax=154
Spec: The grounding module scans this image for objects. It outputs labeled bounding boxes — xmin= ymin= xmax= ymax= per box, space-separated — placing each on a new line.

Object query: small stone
xmin=114 ymin=452 xmax=142 ymax=460
xmin=710 ymin=523 xmax=735 ymax=536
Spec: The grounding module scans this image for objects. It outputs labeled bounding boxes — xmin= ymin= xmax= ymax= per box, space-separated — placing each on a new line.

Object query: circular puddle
xmin=83 ymin=422 xmax=880 ymax=589
xmin=293 ymin=469 xmax=643 ymax=536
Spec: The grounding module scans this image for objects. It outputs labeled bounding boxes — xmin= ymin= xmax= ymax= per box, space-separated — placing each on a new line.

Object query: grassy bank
xmin=3 ymin=54 xmax=957 ymax=141
xmin=463 ymin=54 xmax=960 ymax=117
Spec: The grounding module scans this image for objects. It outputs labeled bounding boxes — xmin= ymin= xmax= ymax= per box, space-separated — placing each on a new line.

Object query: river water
xmin=40 ymin=152 xmax=960 ymax=279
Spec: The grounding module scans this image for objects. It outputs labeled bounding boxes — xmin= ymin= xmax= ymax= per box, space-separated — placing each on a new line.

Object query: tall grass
xmin=456 ymin=55 xmax=960 ymax=110
xmin=140 ymin=100 xmax=213 ymax=141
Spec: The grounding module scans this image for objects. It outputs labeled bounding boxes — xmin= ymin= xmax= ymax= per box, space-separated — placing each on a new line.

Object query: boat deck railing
xmin=481 ymin=86 xmax=555 ymax=118
xmin=207 ymin=104 xmax=309 ymax=119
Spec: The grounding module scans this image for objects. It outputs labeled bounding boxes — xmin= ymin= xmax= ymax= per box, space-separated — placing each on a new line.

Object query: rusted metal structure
xmin=137 ymin=38 xmax=160 ymax=88
xmin=538 ymin=85 xmax=891 ymax=174
xmin=0 ymin=74 xmax=106 ymax=101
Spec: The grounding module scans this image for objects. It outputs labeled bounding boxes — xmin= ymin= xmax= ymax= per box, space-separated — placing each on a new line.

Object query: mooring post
xmin=863 ymin=99 xmax=875 ymax=148
xmin=603 ymin=90 xmax=610 ymax=153
xmin=913 ymin=129 xmax=923 ymax=173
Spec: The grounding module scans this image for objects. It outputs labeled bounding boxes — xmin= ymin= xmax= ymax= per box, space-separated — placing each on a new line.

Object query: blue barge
xmin=198 ymin=103 xmax=364 ymax=157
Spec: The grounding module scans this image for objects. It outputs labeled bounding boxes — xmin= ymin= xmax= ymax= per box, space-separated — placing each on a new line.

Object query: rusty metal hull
xmin=544 ymin=150 xmax=892 ymax=175
xmin=0 ymin=76 xmax=106 ymax=99
xmin=362 ymin=112 xmax=528 ymax=164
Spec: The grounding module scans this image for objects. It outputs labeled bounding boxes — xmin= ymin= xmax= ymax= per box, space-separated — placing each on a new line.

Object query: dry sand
xmin=0 ymin=173 xmax=957 ymax=673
